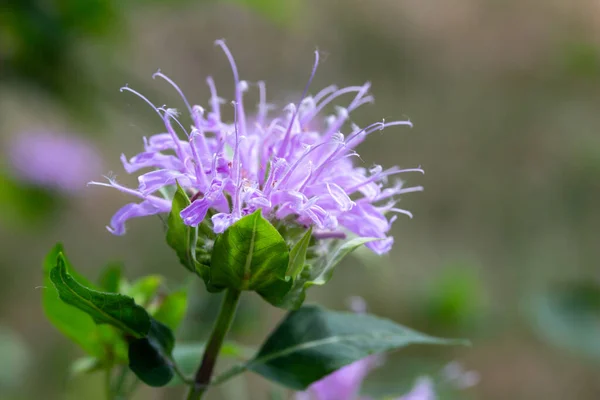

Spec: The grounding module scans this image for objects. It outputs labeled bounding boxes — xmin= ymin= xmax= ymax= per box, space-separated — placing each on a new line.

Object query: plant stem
xmin=186 ymin=289 xmax=242 ymax=400
xmin=113 ymin=366 xmax=129 ymax=399
xmin=105 ymin=368 xmax=113 ymax=400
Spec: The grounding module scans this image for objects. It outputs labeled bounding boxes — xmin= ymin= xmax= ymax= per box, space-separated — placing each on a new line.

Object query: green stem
xmin=105 ymin=368 xmax=113 ymax=400
xmin=112 ymin=366 xmax=129 ymax=400
xmin=186 ymin=289 xmax=242 ymax=400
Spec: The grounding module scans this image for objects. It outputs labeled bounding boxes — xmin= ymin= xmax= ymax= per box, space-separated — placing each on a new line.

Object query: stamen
xmin=277 ymin=50 xmax=320 ymax=158
xmin=215 ymin=40 xmax=247 ymax=137
xmin=158 ymin=107 xmax=189 ymax=138
xmin=312 ymin=84 xmax=338 ymax=105
xmin=152 ymin=70 xmax=193 ymax=115
xmin=345 ymin=167 xmax=424 ymax=194
xmin=276 ymin=141 xmax=331 ymax=189
xmin=389 ymin=208 xmax=413 ymax=219
xmin=206 ymin=76 xmax=222 ymax=122
xmin=231 ymin=101 xmax=243 ymax=217
xmin=120 ymin=85 xmax=162 ymax=117
xmin=257 ymin=81 xmax=268 ymax=126
xmin=305 ymin=86 xmax=365 ymax=122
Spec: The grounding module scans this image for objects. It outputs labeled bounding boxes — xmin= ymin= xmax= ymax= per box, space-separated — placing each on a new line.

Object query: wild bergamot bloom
xmin=90 ymin=40 xmax=422 ymax=254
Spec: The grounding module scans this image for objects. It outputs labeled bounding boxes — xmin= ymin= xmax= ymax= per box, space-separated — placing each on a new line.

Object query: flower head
xmin=8 ymin=131 xmax=102 ymax=194
xmin=91 ymin=40 xmax=422 ymax=254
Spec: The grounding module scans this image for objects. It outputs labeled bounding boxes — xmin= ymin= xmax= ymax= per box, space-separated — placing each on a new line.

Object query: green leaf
xmin=167 ymin=184 xmax=199 ymax=273
xmin=211 ymin=210 xmax=290 ymax=293
xmin=42 ymin=244 xmax=104 ymax=357
xmin=126 ymin=275 xmax=163 ymax=307
xmin=286 ymin=226 xmax=312 ymax=279
xmin=278 ymin=237 xmax=381 ymax=310
xmin=128 ymin=319 xmax=175 ymax=387
xmin=50 ymin=254 xmax=151 ymax=338
xmin=153 ymin=289 xmax=188 ymax=331
xmin=166 ymin=183 xmax=217 ymax=290
xmin=69 ymin=356 xmax=104 ymax=377
xmin=247 ymin=305 xmax=464 ymax=390
xmin=98 ymin=262 xmax=123 ymax=293
xmin=529 ymin=280 xmax=600 ymax=360
xmin=311 ymin=237 xmax=381 ymax=285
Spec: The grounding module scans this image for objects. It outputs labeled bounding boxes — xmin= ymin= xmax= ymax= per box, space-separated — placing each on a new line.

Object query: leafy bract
xmin=211 ymin=210 xmax=290 ymax=300
xmin=277 ymin=237 xmax=381 ymax=309
xmin=166 ymin=183 xmax=217 ymax=291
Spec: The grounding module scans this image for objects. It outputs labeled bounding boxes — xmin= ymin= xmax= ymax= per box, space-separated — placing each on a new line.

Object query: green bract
xmin=166 ymin=191 xmax=382 ymax=310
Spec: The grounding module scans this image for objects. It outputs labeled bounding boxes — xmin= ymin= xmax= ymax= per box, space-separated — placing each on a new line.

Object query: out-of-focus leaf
xmin=421 ymin=266 xmax=485 ymax=330
xmin=153 ymin=289 xmax=188 ymax=331
xmin=225 ymin=0 xmax=302 ymax=23
xmin=530 ymin=280 xmax=600 ymax=360
xmin=69 ymin=356 xmax=104 ymax=377
xmin=246 ymin=305 xmax=466 ymax=390
xmin=0 ymin=326 xmax=31 ymax=390
xmin=126 ymin=275 xmax=163 ymax=307
xmin=98 ymin=262 xmax=123 ymax=293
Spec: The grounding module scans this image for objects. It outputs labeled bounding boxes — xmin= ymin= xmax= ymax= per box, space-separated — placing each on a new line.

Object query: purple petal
xmin=107 ymin=198 xmax=170 ymax=235
xmin=121 ymin=151 xmax=184 ymax=174
xmin=211 ymin=212 xmax=235 ymax=233
xmin=297 ymin=356 xmax=381 ymax=400
xmin=180 ymin=179 xmax=224 ymax=226
xmin=138 ymin=170 xmax=193 ymax=195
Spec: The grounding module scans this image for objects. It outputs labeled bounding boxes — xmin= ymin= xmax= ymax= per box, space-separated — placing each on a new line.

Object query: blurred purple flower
xmin=296 ymin=356 xmax=382 ymax=400
xmin=296 ymin=298 xmax=437 ymax=400
xmin=91 ymin=40 xmax=422 ymax=253
xmin=8 ymin=131 xmax=102 ymax=194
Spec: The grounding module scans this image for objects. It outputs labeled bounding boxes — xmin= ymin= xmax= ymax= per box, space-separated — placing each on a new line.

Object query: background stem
xmin=186 ymin=289 xmax=242 ymax=400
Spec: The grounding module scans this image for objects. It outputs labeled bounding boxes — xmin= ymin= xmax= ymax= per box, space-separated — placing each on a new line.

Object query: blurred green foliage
xmin=530 ymin=280 xmax=600 ymax=361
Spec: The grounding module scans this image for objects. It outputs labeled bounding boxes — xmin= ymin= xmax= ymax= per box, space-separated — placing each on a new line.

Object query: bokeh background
xmin=1 ymin=1 xmax=599 ymax=399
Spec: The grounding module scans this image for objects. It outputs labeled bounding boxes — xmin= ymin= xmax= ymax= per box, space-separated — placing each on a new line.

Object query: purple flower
xmin=8 ymin=131 xmax=102 ymax=194
xmin=91 ymin=40 xmax=422 ymax=253
xmin=296 ymin=356 xmax=382 ymax=400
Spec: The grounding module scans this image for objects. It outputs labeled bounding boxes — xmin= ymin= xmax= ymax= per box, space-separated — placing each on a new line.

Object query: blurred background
xmin=1 ymin=0 xmax=599 ymax=399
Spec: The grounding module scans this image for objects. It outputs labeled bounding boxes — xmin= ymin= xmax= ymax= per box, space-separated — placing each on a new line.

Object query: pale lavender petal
xmin=211 ymin=212 xmax=235 ymax=233
xmin=107 ymin=198 xmax=171 ymax=235
xmin=121 ymin=152 xmax=184 ymax=174
xmin=180 ymin=179 xmax=224 ymax=226
xmin=298 ymin=356 xmax=381 ymax=400
xmin=138 ymin=170 xmax=193 ymax=195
